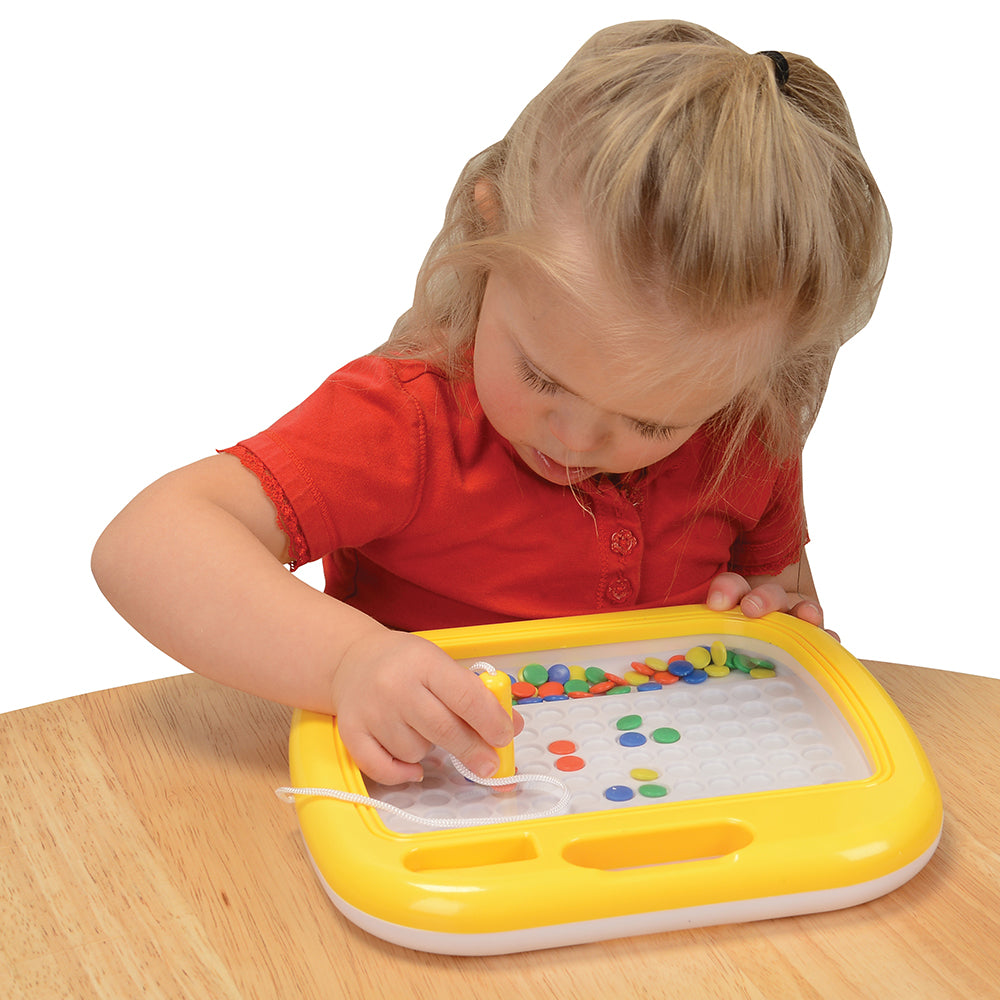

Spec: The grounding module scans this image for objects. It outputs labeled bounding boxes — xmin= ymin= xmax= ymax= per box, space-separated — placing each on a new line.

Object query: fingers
xmin=706 ymin=572 xmax=752 ymax=611
xmin=337 ymin=723 xmax=428 ymax=786
xmin=339 ymin=685 xmax=506 ymax=787
xmin=707 ymin=572 xmax=828 ymax=630
xmin=426 ymin=667 xmax=515 ymax=777
xmin=788 ymin=597 xmax=824 ymax=628
xmin=332 ymin=631 xmax=518 ymax=785
xmin=433 ymin=666 xmax=516 ymax=747
xmin=740 ymin=582 xmax=800 ymax=618
xmin=706 ymin=574 xmax=794 ymax=617
xmin=511 ymin=709 xmax=525 ymax=737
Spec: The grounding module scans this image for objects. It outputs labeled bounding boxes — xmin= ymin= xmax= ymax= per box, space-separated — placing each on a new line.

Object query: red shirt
xmin=224 ymin=356 xmax=804 ymax=632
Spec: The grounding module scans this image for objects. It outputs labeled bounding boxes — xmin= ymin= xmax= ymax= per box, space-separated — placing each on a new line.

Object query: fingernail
xmin=707 ymin=591 xmax=727 ymax=610
xmin=742 ymin=596 xmax=762 ymax=615
xmin=473 ymin=758 xmax=496 ymax=779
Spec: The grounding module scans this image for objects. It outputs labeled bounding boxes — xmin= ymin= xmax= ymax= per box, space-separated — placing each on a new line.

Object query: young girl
xmin=92 ymin=20 xmax=889 ymax=787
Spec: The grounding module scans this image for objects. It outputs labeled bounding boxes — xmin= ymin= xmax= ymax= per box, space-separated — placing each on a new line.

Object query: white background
xmin=3 ymin=1 xmax=996 ymax=714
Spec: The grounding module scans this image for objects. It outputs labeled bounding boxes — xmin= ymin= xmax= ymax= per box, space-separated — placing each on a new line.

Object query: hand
xmin=330 ymin=627 xmax=521 ymax=785
xmin=706 ymin=571 xmax=840 ymax=640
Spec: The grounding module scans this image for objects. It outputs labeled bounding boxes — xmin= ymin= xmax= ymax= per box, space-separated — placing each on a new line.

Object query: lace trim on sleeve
xmin=219 ymin=445 xmax=311 ymax=570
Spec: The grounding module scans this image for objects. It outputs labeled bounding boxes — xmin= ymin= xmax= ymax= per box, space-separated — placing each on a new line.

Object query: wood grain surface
xmin=2 ymin=661 xmax=998 ymax=999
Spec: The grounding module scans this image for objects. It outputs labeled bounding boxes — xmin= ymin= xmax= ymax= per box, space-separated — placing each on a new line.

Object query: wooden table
xmin=3 ymin=661 xmax=998 ymax=999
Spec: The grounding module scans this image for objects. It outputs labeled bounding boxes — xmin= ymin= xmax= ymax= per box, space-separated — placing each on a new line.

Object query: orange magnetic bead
xmin=653 ymin=671 xmax=680 ymax=685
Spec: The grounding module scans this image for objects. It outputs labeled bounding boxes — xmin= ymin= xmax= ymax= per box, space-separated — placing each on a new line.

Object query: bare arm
xmin=91 ymin=454 xmax=515 ymax=782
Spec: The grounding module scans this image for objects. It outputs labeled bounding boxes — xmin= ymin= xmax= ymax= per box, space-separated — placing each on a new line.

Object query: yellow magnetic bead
xmin=568 ymin=664 xmax=587 ymax=681
xmin=705 ymin=664 xmax=730 ymax=678
xmin=711 ymin=640 xmax=728 ymax=666
xmin=624 ymin=671 xmax=647 ymax=686
xmin=750 ymin=667 xmax=777 ymax=679
xmin=631 ymin=768 xmax=659 ymax=782
xmin=644 ymin=656 xmax=667 ymax=671
xmin=686 ymin=646 xmax=712 ymax=669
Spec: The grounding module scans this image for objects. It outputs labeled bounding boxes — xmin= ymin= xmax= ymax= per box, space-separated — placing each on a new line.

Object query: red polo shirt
xmin=224 ymin=355 xmax=804 ymax=632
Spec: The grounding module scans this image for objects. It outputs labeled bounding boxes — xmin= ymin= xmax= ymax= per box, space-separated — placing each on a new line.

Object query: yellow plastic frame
xmin=287 ymin=607 xmax=942 ymax=951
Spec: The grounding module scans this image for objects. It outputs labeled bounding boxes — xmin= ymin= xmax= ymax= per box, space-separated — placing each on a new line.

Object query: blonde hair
xmin=380 ymin=20 xmax=890 ymax=462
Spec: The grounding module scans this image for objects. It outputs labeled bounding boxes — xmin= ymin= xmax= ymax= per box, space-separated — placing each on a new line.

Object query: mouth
xmin=529 ymin=448 xmax=600 ymax=486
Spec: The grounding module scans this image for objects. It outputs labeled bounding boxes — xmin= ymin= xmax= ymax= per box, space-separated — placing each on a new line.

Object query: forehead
xmin=488 ymin=257 xmax=784 ymax=427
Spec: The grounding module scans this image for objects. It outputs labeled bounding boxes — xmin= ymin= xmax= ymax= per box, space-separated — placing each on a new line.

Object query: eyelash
xmin=629 ymin=419 xmax=675 ymax=441
xmin=516 ymin=356 xmax=675 ymax=441
xmin=516 ymin=357 xmax=560 ymax=396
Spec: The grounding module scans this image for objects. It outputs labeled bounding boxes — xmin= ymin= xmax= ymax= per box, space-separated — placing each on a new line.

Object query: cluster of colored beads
xmin=510 ymin=643 xmax=776 ymax=704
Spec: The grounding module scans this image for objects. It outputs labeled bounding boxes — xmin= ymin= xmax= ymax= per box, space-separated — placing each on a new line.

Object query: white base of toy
xmin=303 ymin=824 xmax=941 ymax=956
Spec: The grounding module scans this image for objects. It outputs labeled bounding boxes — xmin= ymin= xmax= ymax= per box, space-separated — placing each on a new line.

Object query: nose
xmin=547 ymin=400 xmax=611 ymax=456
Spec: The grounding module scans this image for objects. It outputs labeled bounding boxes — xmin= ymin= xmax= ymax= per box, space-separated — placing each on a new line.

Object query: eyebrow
xmin=517 ymin=347 xmax=688 ymax=434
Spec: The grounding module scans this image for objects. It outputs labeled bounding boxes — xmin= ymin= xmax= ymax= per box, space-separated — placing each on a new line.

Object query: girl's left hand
xmin=706 ymin=569 xmax=840 ymax=642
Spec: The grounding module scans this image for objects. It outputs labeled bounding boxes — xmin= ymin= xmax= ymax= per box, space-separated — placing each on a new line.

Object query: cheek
xmin=473 ymin=346 xmax=526 ymax=432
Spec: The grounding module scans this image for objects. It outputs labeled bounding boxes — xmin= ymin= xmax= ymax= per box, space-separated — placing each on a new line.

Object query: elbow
xmin=91 ymin=505 xmax=141 ymax=609
xmin=91 ymin=520 xmax=121 ymax=601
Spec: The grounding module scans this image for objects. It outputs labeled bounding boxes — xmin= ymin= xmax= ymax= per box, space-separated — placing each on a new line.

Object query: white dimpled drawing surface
xmin=365 ymin=635 xmax=872 ymax=833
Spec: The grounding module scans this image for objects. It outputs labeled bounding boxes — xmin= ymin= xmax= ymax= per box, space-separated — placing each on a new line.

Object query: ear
xmin=473 ymin=180 xmax=500 ymax=226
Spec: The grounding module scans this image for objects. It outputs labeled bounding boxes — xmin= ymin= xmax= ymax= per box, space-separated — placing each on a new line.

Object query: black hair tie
xmin=757 ymin=50 xmax=790 ymax=88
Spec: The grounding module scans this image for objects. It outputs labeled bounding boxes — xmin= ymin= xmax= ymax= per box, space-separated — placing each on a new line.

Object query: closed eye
xmin=518 ymin=354 xmax=678 ymax=438
xmin=516 ymin=356 xmax=561 ymax=396
xmin=628 ymin=418 xmax=675 ymax=441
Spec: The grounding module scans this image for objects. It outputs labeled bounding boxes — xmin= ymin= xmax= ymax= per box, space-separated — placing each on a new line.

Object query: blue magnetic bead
xmin=683 ymin=669 xmax=708 ymax=684
xmin=604 ymin=785 xmax=635 ymax=802
xmin=668 ymin=659 xmax=694 ymax=677
xmin=636 ymin=682 xmax=662 ymax=692
xmin=618 ymin=732 xmax=647 ymax=747
xmin=542 ymin=694 xmax=570 ymax=702
xmin=547 ymin=663 xmax=571 ymax=684
xmin=516 ymin=696 xmax=543 ymax=704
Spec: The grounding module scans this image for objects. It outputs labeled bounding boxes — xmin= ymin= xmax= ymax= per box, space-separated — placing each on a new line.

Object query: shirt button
xmin=606 ymin=577 xmax=633 ymax=603
xmin=610 ymin=529 xmax=637 ymax=556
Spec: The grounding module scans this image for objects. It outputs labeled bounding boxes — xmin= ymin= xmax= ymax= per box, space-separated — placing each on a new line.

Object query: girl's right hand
xmin=92 ymin=453 xmax=518 ymax=786
xmin=329 ymin=628 xmax=519 ymax=785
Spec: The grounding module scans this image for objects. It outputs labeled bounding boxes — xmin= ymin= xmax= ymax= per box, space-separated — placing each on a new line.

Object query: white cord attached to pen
xmin=275 ymin=661 xmax=571 ymax=827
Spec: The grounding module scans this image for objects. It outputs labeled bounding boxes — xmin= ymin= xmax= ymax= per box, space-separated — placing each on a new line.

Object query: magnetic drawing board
xmin=283 ymin=606 xmax=942 ymax=955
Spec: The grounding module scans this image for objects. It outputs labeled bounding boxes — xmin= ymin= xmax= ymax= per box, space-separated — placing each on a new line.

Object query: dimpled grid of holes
xmin=363 ymin=665 xmax=872 ymax=833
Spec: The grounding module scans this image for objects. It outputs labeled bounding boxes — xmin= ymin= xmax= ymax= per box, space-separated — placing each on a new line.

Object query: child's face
xmin=473 ymin=261 xmax=783 ymax=486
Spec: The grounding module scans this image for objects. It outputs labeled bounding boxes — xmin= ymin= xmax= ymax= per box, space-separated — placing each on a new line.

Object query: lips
xmin=531 ymin=448 xmax=599 ymax=486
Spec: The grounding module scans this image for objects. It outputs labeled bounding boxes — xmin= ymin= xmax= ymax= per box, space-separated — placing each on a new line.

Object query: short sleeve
xmin=727 ymin=456 xmax=808 ymax=577
xmin=221 ymin=357 xmax=435 ymax=568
